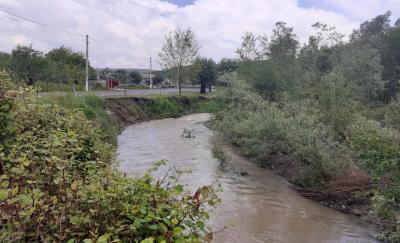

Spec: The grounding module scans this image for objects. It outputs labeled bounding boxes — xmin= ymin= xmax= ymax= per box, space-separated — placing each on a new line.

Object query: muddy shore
xmin=105 ymin=96 xmax=396 ymax=239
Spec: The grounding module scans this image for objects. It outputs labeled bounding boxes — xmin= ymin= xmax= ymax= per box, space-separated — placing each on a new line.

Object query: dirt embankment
xmin=261 ymin=153 xmax=396 ymax=231
xmin=105 ymin=96 xmax=209 ymax=125
xmin=108 ymin=97 xmax=396 ymax=233
xmin=106 ymin=97 xmax=150 ymax=124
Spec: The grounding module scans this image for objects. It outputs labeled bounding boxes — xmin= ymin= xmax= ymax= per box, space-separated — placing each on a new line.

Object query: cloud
xmin=0 ymin=0 xmax=397 ymax=69
xmin=322 ymin=0 xmax=400 ymax=21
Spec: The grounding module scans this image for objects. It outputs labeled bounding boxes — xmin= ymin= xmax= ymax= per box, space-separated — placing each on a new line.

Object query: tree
xmin=114 ymin=69 xmax=127 ymax=95
xmin=350 ymin=11 xmax=400 ymax=102
xmin=46 ymin=46 xmax=96 ymax=84
xmin=217 ymin=58 xmax=239 ymax=75
xmin=152 ymin=72 xmax=164 ymax=85
xmin=129 ymin=71 xmax=143 ymax=84
xmin=260 ymin=22 xmax=299 ymax=61
xmin=0 ymin=52 xmax=16 ymax=83
xmin=114 ymin=69 xmax=127 ymax=84
xmin=12 ymin=44 xmax=46 ymax=85
xmin=236 ymin=32 xmax=259 ymax=61
xmin=350 ymin=11 xmax=392 ymax=42
xmin=99 ymin=68 xmax=112 ymax=80
xmin=158 ymin=28 xmax=200 ymax=95
xmin=0 ymin=52 xmax=10 ymax=71
xmin=192 ymin=57 xmax=217 ymax=94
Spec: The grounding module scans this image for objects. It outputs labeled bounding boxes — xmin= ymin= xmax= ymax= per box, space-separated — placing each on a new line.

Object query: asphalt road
xmin=98 ymin=88 xmax=199 ymax=97
xmin=42 ymin=88 xmax=200 ymax=97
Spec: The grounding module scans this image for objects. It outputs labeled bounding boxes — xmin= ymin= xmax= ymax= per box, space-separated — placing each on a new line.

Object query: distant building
xmin=105 ymin=79 xmax=120 ymax=89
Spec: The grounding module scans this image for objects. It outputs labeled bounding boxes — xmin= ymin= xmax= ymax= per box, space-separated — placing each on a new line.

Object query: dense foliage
xmin=0 ymin=45 xmax=97 ymax=90
xmin=209 ymin=11 xmax=400 ymax=241
xmin=0 ymin=73 xmax=221 ymax=242
xmin=191 ymin=58 xmax=217 ymax=94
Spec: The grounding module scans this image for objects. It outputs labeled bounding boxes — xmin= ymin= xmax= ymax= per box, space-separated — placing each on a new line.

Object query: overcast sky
xmin=0 ymin=0 xmax=399 ymax=70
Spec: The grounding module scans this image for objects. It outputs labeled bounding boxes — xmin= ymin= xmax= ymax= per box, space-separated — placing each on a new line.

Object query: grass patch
xmin=212 ymin=144 xmax=229 ymax=164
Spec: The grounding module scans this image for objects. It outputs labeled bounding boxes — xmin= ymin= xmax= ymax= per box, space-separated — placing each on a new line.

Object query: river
xmin=117 ymin=113 xmax=379 ymax=243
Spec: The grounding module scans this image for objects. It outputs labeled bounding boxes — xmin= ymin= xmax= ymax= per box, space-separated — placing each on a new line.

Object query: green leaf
xmin=83 ymin=240 xmax=92 ymax=243
xmin=175 ymin=239 xmax=185 ymax=243
xmin=149 ymin=225 xmax=158 ymax=230
xmin=140 ymin=238 xmax=154 ymax=243
xmin=0 ymin=190 xmax=8 ymax=200
xmin=171 ymin=218 xmax=179 ymax=225
xmin=70 ymin=216 xmax=79 ymax=224
xmin=158 ymin=222 xmax=168 ymax=233
xmin=67 ymin=239 xmax=75 ymax=243
xmin=174 ymin=185 xmax=183 ymax=193
xmin=6 ymin=125 xmax=18 ymax=132
xmin=98 ymin=236 xmax=108 ymax=242
xmin=163 ymin=218 xmax=171 ymax=225
xmin=88 ymin=169 xmax=96 ymax=175
xmin=173 ymin=227 xmax=183 ymax=235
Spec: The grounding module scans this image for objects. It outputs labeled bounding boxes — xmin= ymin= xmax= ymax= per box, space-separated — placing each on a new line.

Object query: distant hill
xmin=95 ymin=68 xmax=160 ymax=73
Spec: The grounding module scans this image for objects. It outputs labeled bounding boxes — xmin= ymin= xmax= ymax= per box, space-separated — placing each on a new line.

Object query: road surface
xmin=41 ymin=88 xmax=201 ymax=97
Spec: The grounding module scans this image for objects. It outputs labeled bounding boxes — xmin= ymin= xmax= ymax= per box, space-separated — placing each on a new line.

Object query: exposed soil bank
xmin=106 ymin=97 xmax=150 ymax=124
xmin=254 ymin=148 xmax=397 ymax=233
xmin=105 ymin=97 xmax=394 ymax=240
xmin=117 ymin=113 xmax=380 ymax=243
xmin=106 ymin=96 xmax=209 ymax=125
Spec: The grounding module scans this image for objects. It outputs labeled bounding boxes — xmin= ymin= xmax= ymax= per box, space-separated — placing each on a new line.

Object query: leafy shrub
xmin=210 ymin=73 xmax=350 ymax=187
xmin=377 ymin=221 xmax=400 ymax=243
xmin=44 ymin=94 xmax=120 ymax=145
xmin=0 ymin=75 xmax=221 ymax=242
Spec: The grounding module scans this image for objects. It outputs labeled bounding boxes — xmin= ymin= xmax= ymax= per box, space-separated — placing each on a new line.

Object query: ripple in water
xmin=117 ymin=113 xmax=379 ymax=243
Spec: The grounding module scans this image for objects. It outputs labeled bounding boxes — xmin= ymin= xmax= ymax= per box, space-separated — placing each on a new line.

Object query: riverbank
xmin=103 ymin=95 xmax=395 ymax=241
xmin=46 ymin=93 xmax=395 ymax=241
xmin=0 ymin=77 xmax=223 ymax=242
xmin=116 ymin=113 xmax=380 ymax=243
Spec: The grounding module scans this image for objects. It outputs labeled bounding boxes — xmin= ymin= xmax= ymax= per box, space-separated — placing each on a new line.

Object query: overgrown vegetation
xmin=0 ymin=73 xmax=222 ymax=242
xmin=43 ymin=94 xmax=123 ymax=146
xmin=140 ymin=96 xmax=226 ymax=120
xmin=208 ymin=11 xmax=400 ymax=241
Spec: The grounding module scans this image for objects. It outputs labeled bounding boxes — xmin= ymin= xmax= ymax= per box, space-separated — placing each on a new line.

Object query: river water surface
xmin=117 ymin=113 xmax=379 ymax=243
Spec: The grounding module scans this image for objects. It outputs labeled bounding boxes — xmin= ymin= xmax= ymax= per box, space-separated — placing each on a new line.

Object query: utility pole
xmin=86 ymin=35 xmax=89 ymax=92
xmin=150 ymin=57 xmax=152 ymax=89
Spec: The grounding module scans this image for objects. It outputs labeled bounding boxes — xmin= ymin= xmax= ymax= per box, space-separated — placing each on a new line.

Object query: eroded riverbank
xmin=117 ymin=113 xmax=380 ymax=243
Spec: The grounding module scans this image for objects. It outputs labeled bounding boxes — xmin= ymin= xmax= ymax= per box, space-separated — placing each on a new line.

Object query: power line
xmin=89 ymin=37 xmax=150 ymax=60
xmin=0 ymin=8 xmax=85 ymax=37
xmin=0 ymin=9 xmax=151 ymax=60
xmin=0 ymin=13 xmax=86 ymax=45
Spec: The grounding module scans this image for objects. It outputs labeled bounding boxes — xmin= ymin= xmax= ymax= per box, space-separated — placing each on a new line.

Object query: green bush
xmin=0 ymin=74 xmax=221 ymax=242
xmin=210 ymin=73 xmax=350 ymax=187
xmin=43 ymin=94 xmax=120 ymax=145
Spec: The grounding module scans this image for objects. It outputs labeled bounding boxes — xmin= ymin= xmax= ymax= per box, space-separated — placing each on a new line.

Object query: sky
xmin=0 ymin=0 xmax=399 ymax=70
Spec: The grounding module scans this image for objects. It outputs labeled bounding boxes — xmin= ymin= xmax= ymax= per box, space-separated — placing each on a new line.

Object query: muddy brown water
xmin=117 ymin=113 xmax=379 ymax=243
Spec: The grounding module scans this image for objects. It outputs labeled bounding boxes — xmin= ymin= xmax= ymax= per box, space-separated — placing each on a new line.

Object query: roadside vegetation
xmin=0 ymin=73 xmax=222 ymax=242
xmin=208 ymin=12 xmax=400 ymax=241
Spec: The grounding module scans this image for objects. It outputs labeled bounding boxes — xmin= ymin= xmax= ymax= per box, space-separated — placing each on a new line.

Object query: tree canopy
xmin=158 ymin=28 xmax=200 ymax=95
xmin=192 ymin=57 xmax=217 ymax=94
xmin=129 ymin=71 xmax=143 ymax=84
